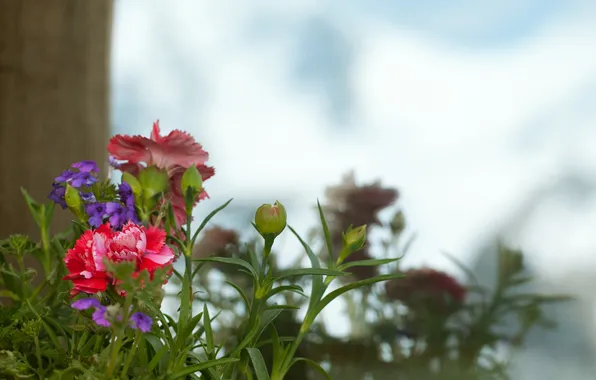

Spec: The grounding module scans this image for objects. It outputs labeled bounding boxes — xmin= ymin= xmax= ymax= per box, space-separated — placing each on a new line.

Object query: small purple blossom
xmin=119 ymin=182 xmax=134 ymax=207
xmin=70 ymin=172 xmax=98 ymax=188
xmin=72 ymin=160 xmax=99 ymax=173
xmin=85 ymin=202 xmax=107 ymax=228
xmin=106 ymin=202 xmax=126 ymax=229
xmin=71 ymin=298 xmax=101 ymax=310
xmin=130 ymin=312 xmax=152 ymax=332
xmin=48 ymin=183 xmax=67 ymax=208
xmin=55 ymin=170 xmax=76 ymax=183
xmin=92 ymin=306 xmax=111 ymax=327
xmin=80 ymin=192 xmax=96 ymax=202
xmin=108 ymin=155 xmax=122 ymax=169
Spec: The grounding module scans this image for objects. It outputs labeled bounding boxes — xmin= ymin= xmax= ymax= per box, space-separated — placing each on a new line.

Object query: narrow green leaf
xmin=290 ymin=357 xmax=331 ymax=380
xmin=266 ymin=304 xmax=300 ymax=311
xmin=246 ymin=347 xmax=271 ymax=380
xmin=226 ymin=280 xmax=251 ymax=310
xmin=204 ymin=304 xmax=215 ymax=355
xmin=288 ymin=225 xmax=324 ymax=308
xmin=148 ymin=344 xmax=169 ymax=372
xmin=178 ymin=272 xmax=191 ymax=336
xmin=317 ymin=200 xmax=334 ymax=264
xmin=191 ymin=198 xmax=234 ymax=243
xmin=175 ymin=312 xmax=204 ymax=353
xmin=194 ymin=256 xmax=259 ymax=281
xmin=21 ymin=188 xmax=42 ymax=227
xmin=338 ymin=257 xmax=401 ymax=270
xmin=274 ymin=267 xmax=347 ymax=280
xmin=167 ymin=357 xmax=239 ymax=379
xmin=266 ymin=284 xmax=306 ymax=299
xmin=317 ymin=274 xmax=403 ymax=314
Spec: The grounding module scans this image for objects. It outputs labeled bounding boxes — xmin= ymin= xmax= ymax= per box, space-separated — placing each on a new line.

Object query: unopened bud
xmin=65 ymin=184 xmax=83 ymax=212
xmin=343 ymin=224 xmax=367 ymax=253
xmin=181 ymin=165 xmax=203 ymax=194
xmin=390 ymin=210 xmax=406 ymax=235
xmin=254 ymin=201 xmax=287 ymax=237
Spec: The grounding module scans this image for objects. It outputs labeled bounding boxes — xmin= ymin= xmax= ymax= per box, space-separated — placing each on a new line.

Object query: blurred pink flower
xmin=108 ymin=120 xmax=215 ymax=226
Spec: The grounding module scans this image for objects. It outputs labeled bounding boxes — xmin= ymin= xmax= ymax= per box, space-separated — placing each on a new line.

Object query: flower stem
xmin=120 ymin=330 xmax=141 ymax=377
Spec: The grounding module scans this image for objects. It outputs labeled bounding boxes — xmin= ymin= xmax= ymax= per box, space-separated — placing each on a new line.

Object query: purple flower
xmin=49 ymin=183 xmax=67 ymax=208
xmin=85 ymin=202 xmax=107 ymax=227
xmin=70 ymin=172 xmax=98 ymax=188
xmin=72 ymin=160 xmax=99 ymax=173
xmin=130 ymin=312 xmax=152 ymax=332
xmin=55 ymin=170 xmax=76 ymax=183
xmin=92 ymin=306 xmax=111 ymax=327
xmin=80 ymin=192 xmax=96 ymax=203
xmin=106 ymin=202 xmax=126 ymax=229
xmin=119 ymin=182 xmax=134 ymax=207
xmin=108 ymin=155 xmax=122 ymax=169
xmin=71 ymin=298 xmax=101 ymax=310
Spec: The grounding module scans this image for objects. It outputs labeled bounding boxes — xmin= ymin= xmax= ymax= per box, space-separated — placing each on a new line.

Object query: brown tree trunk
xmin=0 ymin=0 xmax=113 ymax=238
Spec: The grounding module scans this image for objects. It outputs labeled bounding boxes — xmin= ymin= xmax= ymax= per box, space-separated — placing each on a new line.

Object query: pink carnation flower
xmin=107 ymin=120 xmax=215 ymax=227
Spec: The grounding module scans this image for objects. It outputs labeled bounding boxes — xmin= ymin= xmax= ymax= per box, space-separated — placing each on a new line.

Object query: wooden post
xmin=0 ymin=0 xmax=113 ymax=237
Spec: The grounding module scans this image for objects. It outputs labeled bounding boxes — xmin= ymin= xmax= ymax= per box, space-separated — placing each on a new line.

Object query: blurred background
xmin=2 ymin=0 xmax=596 ymax=378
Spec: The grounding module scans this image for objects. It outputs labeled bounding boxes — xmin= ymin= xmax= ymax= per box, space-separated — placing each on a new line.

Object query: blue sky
xmin=110 ymin=0 xmax=596 ymax=359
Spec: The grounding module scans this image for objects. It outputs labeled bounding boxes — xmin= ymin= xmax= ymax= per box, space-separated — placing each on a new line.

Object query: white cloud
xmin=112 ymin=0 xmax=596 ymax=339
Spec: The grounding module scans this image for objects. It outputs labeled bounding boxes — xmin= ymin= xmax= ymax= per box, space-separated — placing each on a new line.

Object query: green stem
xmin=105 ymin=297 xmax=133 ymax=379
xmin=120 ymin=330 xmax=141 ymax=377
xmin=34 ymin=336 xmax=43 ymax=378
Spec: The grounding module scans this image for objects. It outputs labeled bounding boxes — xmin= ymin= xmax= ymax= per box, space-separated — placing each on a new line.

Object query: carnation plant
xmin=187 ymin=173 xmax=572 ymax=380
xmin=0 ymin=121 xmax=402 ymax=380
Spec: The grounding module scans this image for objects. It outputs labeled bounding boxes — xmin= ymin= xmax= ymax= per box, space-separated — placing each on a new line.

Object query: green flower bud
xmin=254 ymin=201 xmax=287 ymax=237
xmin=340 ymin=225 xmax=367 ymax=262
xmin=181 ymin=165 xmax=203 ymax=194
xmin=138 ymin=166 xmax=169 ymax=208
xmin=122 ymin=172 xmax=142 ymax=197
xmin=390 ymin=210 xmax=406 ymax=235
xmin=65 ymin=184 xmax=83 ymax=212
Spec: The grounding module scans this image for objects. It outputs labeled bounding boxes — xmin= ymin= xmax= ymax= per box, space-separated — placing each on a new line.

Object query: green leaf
xmin=0 ymin=290 xmax=19 ymax=300
xmin=288 ymin=225 xmax=324 ymax=309
xmin=338 ymin=257 xmax=401 ymax=270
xmin=266 ymin=304 xmax=300 ymax=311
xmin=167 ymin=357 xmax=239 ymax=379
xmin=147 ymin=343 xmax=169 ymax=372
xmin=175 ymin=312 xmax=204 ymax=353
xmin=274 ymin=267 xmax=347 ymax=280
xmin=194 ymin=257 xmax=258 ymax=281
xmin=225 ymin=280 xmax=251 ymax=310
xmin=21 ymin=188 xmax=42 ymax=227
xmin=203 ymin=305 xmax=215 ymax=356
xmin=316 ymin=274 xmax=403 ymax=315
xmin=290 ymin=357 xmax=331 ymax=380
xmin=266 ymin=284 xmax=306 ymax=299
xmin=317 ymin=200 xmax=334 ymax=264
xmin=191 ymin=198 xmax=234 ymax=244
xmin=246 ymin=347 xmax=271 ymax=380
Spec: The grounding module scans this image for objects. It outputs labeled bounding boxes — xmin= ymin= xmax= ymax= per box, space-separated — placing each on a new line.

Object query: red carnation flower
xmin=63 ymin=224 xmax=114 ymax=296
xmin=63 ymin=222 xmax=175 ymax=296
xmin=107 ymin=120 xmax=215 ymax=226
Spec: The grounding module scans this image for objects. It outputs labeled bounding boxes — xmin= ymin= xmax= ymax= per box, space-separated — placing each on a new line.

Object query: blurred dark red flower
xmin=193 ymin=226 xmax=239 ymax=259
xmin=385 ymin=268 xmax=466 ymax=315
xmin=323 ymin=172 xmax=399 ymax=280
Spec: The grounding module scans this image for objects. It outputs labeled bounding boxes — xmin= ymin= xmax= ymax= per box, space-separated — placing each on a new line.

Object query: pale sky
xmin=110 ymin=0 xmax=596 ymax=368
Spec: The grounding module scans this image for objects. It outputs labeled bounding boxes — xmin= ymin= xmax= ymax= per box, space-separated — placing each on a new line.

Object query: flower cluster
xmin=48 ymin=160 xmax=140 ymax=230
xmin=85 ymin=182 xmax=140 ymax=229
xmin=63 ymin=222 xmax=175 ymax=296
xmin=107 ymin=120 xmax=215 ymax=227
xmin=49 ymin=160 xmax=99 ymax=208
xmin=72 ymin=298 xmax=152 ymax=332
